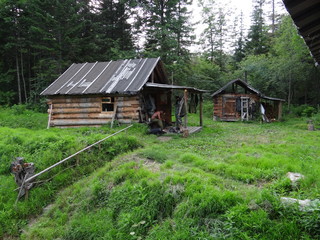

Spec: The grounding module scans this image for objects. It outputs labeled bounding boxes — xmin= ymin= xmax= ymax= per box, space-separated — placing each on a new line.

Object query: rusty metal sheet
xmin=41 ymin=58 xmax=164 ymax=96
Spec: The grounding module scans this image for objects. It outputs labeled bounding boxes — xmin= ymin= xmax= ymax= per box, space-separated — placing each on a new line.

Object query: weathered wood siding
xmin=213 ymin=94 xmax=259 ymax=121
xmin=47 ymin=95 xmax=140 ymax=127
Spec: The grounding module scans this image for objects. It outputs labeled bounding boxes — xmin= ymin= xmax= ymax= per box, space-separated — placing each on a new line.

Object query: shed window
xmin=102 ymin=97 xmax=114 ymax=112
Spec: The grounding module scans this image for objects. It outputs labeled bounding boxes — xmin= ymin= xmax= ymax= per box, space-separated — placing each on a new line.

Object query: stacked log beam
xmin=47 ymin=95 xmax=140 ymax=127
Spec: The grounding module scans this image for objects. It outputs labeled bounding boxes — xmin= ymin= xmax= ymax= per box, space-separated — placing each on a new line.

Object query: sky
xmin=188 ymin=0 xmax=287 ymax=52
xmin=190 ymin=0 xmax=253 ymax=26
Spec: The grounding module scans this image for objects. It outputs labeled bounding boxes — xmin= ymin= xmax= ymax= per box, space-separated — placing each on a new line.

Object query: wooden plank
xmin=50 ymin=97 xmax=101 ymax=104
xmin=53 ymin=102 xmax=101 ymax=108
xmin=118 ymin=119 xmax=138 ymax=124
xmin=123 ymin=96 xmax=140 ymax=100
xmin=57 ymin=125 xmax=102 ymax=128
xmin=117 ymin=107 xmax=140 ymax=113
xmin=52 ymin=108 xmax=101 ymax=114
xmin=52 ymin=113 xmax=114 ymax=119
xmin=188 ymin=126 xmax=202 ymax=134
xmin=52 ymin=119 xmax=111 ymax=126
xmin=116 ymin=113 xmax=139 ymax=119
xmin=117 ymin=101 xmax=140 ymax=107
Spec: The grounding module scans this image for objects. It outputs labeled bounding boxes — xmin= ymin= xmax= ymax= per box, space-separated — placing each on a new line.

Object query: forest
xmin=0 ymin=0 xmax=319 ymax=110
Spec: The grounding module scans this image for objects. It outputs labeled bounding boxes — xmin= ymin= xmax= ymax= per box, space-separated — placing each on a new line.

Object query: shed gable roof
xmin=211 ymin=79 xmax=285 ymax=102
xmin=41 ymin=58 xmax=167 ymax=96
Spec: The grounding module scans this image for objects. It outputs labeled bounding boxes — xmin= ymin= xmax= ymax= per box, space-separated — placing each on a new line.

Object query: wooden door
xmin=222 ymin=97 xmax=237 ymax=119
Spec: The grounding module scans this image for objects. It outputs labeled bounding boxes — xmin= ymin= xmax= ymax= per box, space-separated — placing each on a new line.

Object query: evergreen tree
xmin=140 ymin=0 xmax=194 ymax=65
xmin=200 ymin=0 xmax=231 ymax=71
xmin=233 ymin=12 xmax=246 ymax=64
xmin=245 ymin=0 xmax=270 ymax=55
xmin=0 ymin=0 xmax=28 ymax=104
xmin=25 ymin=0 xmax=99 ymax=102
xmin=267 ymin=0 xmax=283 ymax=36
xmin=95 ymin=0 xmax=135 ymax=60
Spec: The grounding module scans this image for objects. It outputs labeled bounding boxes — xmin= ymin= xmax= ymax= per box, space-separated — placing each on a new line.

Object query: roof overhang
xmin=261 ymin=96 xmax=285 ymax=102
xmin=145 ymin=82 xmax=208 ymax=93
xmin=211 ymin=79 xmax=285 ymax=102
xmin=211 ymin=79 xmax=261 ymax=97
xmin=282 ymin=0 xmax=320 ymax=65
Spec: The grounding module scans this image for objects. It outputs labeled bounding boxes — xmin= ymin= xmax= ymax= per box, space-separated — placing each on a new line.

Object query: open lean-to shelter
xmin=41 ymin=57 xmax=206 ymax=131
xmin=212 ymin=79 xmax=285 ymax=122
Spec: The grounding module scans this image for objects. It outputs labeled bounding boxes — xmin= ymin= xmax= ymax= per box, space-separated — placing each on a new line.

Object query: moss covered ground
xmin=1 ymin=107 xmax=320 ymax=239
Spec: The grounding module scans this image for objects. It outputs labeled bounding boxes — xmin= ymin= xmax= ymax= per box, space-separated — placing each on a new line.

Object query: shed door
xmin=222 ymin=97 xmax=237 ymax=119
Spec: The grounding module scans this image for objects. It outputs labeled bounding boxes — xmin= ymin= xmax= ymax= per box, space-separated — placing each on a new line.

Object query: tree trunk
xmin=287 ymin=72 xmax=292 ymax=109
xmin=271 ymin=0 xmax=275 ymax=35
xmin=20 ymin=52 xmax=28 ymax=103
xmin=16 ymin=53 xmax=22 ymax=104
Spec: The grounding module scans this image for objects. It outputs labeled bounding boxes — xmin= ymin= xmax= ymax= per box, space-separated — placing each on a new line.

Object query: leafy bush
xmin=11 ymin=104 xmax=27 ymax=115
xmin=302 ymin=106 xmax=317 ymax=117
xmin=289 ymin=104 xmax=317 ymax=117
xmin=311 ymin=113 xmax=320 ymax=127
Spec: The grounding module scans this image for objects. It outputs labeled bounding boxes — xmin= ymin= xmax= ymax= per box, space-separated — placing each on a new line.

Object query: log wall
xmin=213 ymin=94 xmax=260 ymax=121
xmin=47 ymin=95 xmax=140 ymax=127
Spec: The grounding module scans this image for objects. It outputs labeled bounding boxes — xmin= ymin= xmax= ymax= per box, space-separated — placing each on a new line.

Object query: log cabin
xmin=212 ymin=79 xmax=285 ymax=122
xmin=41 ymin=58 xmax=205 ymax=128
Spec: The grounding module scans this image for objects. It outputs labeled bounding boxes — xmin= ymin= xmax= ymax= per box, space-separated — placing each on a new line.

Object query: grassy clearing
xmin=0 ymin=108 xmax=143 ymax=238
xmin=1 ymin=107 xmax=320 ymax=239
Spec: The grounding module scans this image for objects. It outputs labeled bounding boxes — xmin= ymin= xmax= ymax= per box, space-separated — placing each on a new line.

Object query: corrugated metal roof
xmin=282 ymin=0 xmax=320 ymax=65
xmin=41 ymin=58 xmax=166 ymax=96
xmin=211 ymin=79 xmax=285 ymax=102
xmin=145 ymin=83 xmax=208 ymax=93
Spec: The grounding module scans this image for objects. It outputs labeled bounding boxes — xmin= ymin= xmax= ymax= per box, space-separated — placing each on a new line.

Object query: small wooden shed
xmin=41 ymin=57 xmax=205 ymax=128
xmin=211 ymin=79 xmax=285 ymax=122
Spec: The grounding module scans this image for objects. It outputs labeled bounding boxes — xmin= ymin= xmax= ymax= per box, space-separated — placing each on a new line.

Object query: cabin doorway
xmin=222 ymin=96 xmax=237 ymax=120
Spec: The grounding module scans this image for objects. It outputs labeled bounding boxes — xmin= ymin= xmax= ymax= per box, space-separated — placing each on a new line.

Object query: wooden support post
xmin=278 ymin=101 xmax=283 ymax=120
xmin=47 ymin=103 xmax=53 ymax=129
xmin=199 ymin=93 xmax=203 ymax=127
xmin=184 ymin=89 xmax=188 ymax=128
xmin=111 ymin=102 xmax=118 ymax=128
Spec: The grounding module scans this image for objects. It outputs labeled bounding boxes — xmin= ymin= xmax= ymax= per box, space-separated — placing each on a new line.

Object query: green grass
xmin=0 ymin=107 xmax=143 ymax=238
xmin=1 ymin=107 xmax=320 ymax=239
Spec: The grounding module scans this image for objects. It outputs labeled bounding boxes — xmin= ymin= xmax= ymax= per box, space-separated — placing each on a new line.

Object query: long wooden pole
xmin=25 ymin=125 xmax=133 ymax=183
xmin=184 ymin=89 xmax=188 ymax=128
xmin=15 ymin=172 xmax=29 ymax=205
xmin=199 ymin=93 xmax=203 ymax=127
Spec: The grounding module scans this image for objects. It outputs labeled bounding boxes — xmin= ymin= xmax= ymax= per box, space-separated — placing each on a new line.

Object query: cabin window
xmin=102 ymin=97 xmax=114 ymax=112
